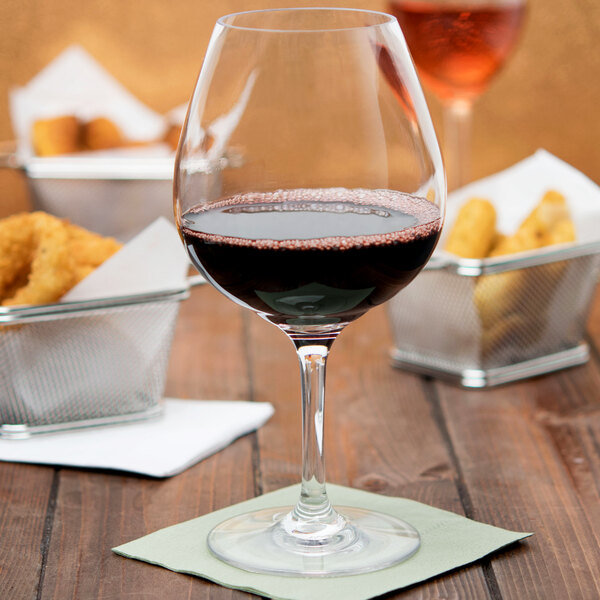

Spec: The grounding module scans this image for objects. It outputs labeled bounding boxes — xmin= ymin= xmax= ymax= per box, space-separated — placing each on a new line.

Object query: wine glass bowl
xmin=174 ymin=8 xmax=445 ymax=577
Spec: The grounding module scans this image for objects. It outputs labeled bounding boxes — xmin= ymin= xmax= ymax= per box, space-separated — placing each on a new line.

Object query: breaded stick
xmin=491 ymin=231 xmax=506 ymax=250
xmin=476 ymin=191 xmax=576 ymax=350
xmin=490 ymin=190 xmax=569 ymax=257
xmin=445 ymin=197 xmax=496 ymax=258
xmin=519 ymin=190 xmax=569 ymax=236
xmin=474 ymin=270 xmax=526 ymax=329
xmin=529 ymin=218 xmax=577 ymax=303
xmin=31 ymin=116 xmax=81 ymax=157
xmin=545 ymin=218 xmax=576 ymax=246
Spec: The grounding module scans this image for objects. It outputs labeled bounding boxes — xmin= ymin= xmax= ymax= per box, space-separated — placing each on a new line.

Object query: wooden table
xmin=2 ymin=284 xmax=600 ymax=599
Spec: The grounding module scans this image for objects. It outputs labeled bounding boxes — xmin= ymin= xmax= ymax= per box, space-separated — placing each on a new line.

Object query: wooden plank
xmin=545 ymin=292 xmax=600 ymax=524
xmin=39 ymin=286 xmax=258 ymax=599
xmin=540 ymin=362 xmax=600 ymax=516
xmin=0 ymin=462 xmax=55 ymax=599
xmin=435 ymin=363 xmax=600 ymax=600
xmin=250 ymin=305 xmax=492 ymax=598
xmin=585 ymin=286 xmax=600 ymax=344
xmin=164 ymin=285 xmax=252 ymax=403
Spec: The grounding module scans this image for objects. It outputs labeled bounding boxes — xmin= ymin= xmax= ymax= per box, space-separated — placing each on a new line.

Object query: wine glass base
xmin=207 ymin=505 xmax=420 ymax=577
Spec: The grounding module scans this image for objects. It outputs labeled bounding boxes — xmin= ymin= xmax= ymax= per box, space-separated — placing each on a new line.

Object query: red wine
xmin=181 ymin=189 xmax=441 ymax=329
xmin=389 ymin=1 xmax=525 ymax=101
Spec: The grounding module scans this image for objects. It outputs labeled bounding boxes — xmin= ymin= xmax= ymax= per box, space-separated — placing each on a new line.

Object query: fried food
xmin=0 ymin=213 xmax=36 ymax=299
xmin=163 ymin=124 xmax=182 ymax=151
xmin=3 ymin=213 xmax=76 ymax=307
xmin=491 ymin=231 xmax=506 ymax=250
xmin=441 ymin=189 xmax=577 ymax=362
xmin=31 ymin=115 xmax=142 ymax=156
xmin=66 ymin=222 xmax=123 ymax=285
xmin=489 ymin=190 xmax=570 ymax=257
xmin=474 ymin=270 xmax=524 ymax=329
xmin=515 ymin=190 xmax=569 ymax=242
xmin=82 ymin=117 xmax=124 ymax=151
xmin=31 ymin=116 xmax=81 ymax=157
xmin=0 ymin=212 xmax=122 ymax=307
xmin=546 ymin=218 xmax=576 ymax=246
xmin=472 ymin=190 xmax=576 ymax=358
xmin=444 ymin=197 xmax=496 ymax=258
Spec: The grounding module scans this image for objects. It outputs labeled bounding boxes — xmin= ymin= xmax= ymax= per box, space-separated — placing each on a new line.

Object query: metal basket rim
xmin=427 ymin=239 xmax=600 ymax=276
xmin=0 ymin=275 xmax=205 ymax=325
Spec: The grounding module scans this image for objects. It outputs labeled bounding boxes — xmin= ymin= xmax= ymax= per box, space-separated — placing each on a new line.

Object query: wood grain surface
xmin=1 ymin=283 xmax=599 ymax=599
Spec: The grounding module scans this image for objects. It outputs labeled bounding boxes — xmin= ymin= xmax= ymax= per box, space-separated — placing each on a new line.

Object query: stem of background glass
xmin=281 ymin=339 xmax=347 ymax=540
xmin=443 ymin=98 xmax=473 ymax=191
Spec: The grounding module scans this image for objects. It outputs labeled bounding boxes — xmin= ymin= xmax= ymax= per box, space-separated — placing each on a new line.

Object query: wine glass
xmin=388 ymin=0 xmax=526 ymax=189
xmin=174 ymin=8 xmax=445 ymax=577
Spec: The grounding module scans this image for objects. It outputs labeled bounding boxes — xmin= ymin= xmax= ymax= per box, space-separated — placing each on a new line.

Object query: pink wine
xmin=388 ymin=1 xmax=525 ymax=100
xmin=181 ymin=189 xmax=441 ymax=328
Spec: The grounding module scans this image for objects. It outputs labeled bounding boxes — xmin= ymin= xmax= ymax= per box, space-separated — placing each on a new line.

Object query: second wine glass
xmin=388 ymin=0 xmax=526 ymax=189
xmin=175 ymin=8 xmax=445 ymax=577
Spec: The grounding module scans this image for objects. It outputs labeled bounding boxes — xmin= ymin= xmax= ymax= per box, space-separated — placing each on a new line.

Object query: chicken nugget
xmin=31 ymin=116 xmax=81 ymax=157
xmin=164 ymin=124 xmax=182 ymax=151
xmin=445 ymin=197 xmax=496 ymax=258
xmin=82 ymin=117 xmax=124 ymax=151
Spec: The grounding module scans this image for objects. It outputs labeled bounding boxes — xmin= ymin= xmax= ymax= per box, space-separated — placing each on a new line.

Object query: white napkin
xmin=0 ymin=399 xmax=274 ymax=478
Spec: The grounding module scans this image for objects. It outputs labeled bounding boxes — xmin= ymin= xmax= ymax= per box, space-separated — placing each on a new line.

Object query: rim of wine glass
xmin=216 ymin=7 xmax=396 ymax=33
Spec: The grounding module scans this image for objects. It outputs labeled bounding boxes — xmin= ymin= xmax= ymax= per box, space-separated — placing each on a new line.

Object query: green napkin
xmin=113 ymin=484 xmax=531 ymax=600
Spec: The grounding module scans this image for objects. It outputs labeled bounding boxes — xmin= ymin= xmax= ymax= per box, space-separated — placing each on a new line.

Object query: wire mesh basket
xmin=0 ymin=281 xmax=197 ymax=438
xmin=388 ymin=241 xmax=600 ymax=388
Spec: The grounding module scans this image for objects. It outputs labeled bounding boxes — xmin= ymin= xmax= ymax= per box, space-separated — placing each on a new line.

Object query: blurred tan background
xmin=0 ymin=0 xmax=598 ymax=217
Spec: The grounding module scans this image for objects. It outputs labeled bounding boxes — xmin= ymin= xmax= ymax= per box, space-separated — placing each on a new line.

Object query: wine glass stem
xmin=443 ymin=98 xmax=473 ymax=191
xmin=283 ymin=341 xmax=345 ymax=537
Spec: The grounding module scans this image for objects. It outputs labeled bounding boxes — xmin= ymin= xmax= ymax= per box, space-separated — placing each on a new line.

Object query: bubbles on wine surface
xmin=182 ymin=188 xmax=441 ymax=250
